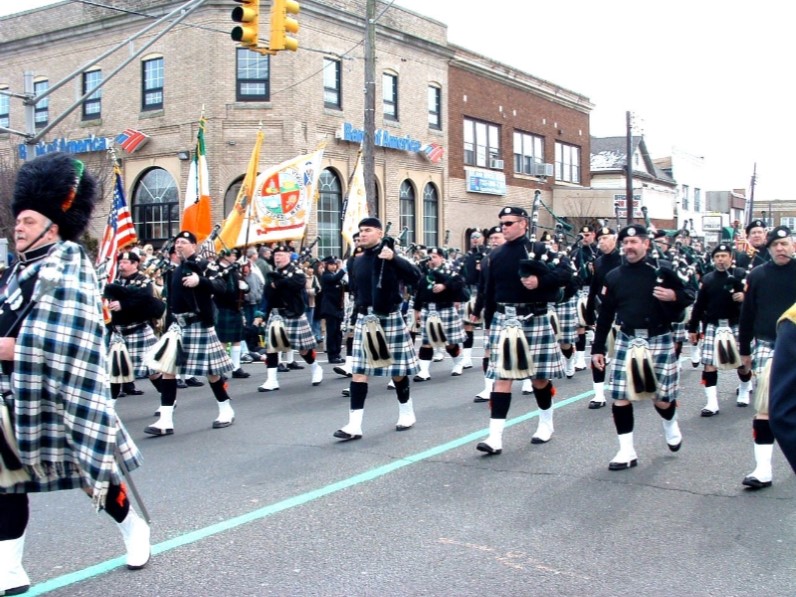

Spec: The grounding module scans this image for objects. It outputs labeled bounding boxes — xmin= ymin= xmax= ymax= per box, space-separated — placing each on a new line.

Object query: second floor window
xmin=428 ymin=85 xmax=441 ymax=130
xmin=82 ymin=70 xmax=102 ymax=120
xmin=34 ymin=80 xmax=48 ymax=127
xmin=0 ymin=89 xmax=9 ymax=129
xmin=682 ymin=185 xmax=690 ymax=211
xmin=383 ymin=72 xmax=398 ymax=121
xmin=237 ymin=49 xmax=269 ymax=101
xmin=323 ymin=58 xmax=341 ymax=109
xmin=142 ymin=57 xmax=164 ymax=111
xmin=513 ymin=131 xmax=544 ymax=175
xmin=464 ymin=118 xmax=500 ymax=168
xmin=694 ymin=187 xmax=702 ymax=212
xmin=555 ymin=142 xmax=581 ymax=183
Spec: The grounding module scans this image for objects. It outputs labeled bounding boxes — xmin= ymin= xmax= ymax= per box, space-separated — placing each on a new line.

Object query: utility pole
xmin=747 ymin=162 xmax=757 ymax=226
xmin=625 ymin=110 xmax=634 ymax=226
xmin=363 ymin=0 xmax=377 ymax=216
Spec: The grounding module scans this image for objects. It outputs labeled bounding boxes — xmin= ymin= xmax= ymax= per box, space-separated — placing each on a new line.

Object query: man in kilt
xmin=145 ymin=230 xmax=237 ymax=436
xmin=212 ymin=249 xmax=250 ymax=379
xmin=737 ymin=225 xmax=796 ymax=489
xmin=103 ymin=250 xmax=165 ymax=400
xmin=334 ymin=234 xmax=363 ymax=379
xmin=569 ymin=225 xmax=599 ymax=371
xmin=476 ymin=207 xmax=572 ymax=455
xmin=258 ymin=244 xmax=322 ymax=392
xmin=334 ymin=217 xmax=422 ymax=440
xmin=592 ymin=224 xmax=695 ymax=471
xmin=545 ymin=231 xmax=580 ymax=383
xmin=413 ymin=247 xmax=468 ymax=381
xmin=1 ymin=154 xmax=150 ymax=595
xmin=687 ymin=243 xmax=746 ymax=416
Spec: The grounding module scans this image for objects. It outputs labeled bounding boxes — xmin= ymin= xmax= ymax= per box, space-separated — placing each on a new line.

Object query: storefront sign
xmin=18 ymin=134 xmax=113 ymax=160
xmin=466 ymin=167 xmax=506 ymax=196
xmin=337 ymin=122 xmax=443 ymax=161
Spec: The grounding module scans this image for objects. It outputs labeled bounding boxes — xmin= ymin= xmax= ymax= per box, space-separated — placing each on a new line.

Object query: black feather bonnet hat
xmin=12 ymin=152 xmax=98 ymax=242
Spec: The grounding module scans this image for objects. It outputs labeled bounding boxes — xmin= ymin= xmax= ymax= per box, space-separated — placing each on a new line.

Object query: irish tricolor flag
xmin=181 ymin=116 xmax=213 ymax=243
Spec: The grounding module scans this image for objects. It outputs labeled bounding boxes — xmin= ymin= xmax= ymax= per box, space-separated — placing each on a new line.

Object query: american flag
xmin=97 ymin=166 xmax=138 ymax=283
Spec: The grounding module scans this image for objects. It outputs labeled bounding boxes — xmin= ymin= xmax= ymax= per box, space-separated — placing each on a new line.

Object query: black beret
xmin=176 ymin=230 xmax=197 ymax=244
xmin=117 ymin=250 xmax=140 ymax=263
xmin=498 ymin=206 xmax=528 ymax=218
xmin=322 ymin=255 xmax=337 ymax=264
xmin=596 ymin=226 xmax=616 ymax=239
xmin=272 ymin=244 xmax=292 ymax=254
xmin=428 ymin=247 xmax=447 ymax=258
xmin=617 ymin=225 xmax=648 ymax=242
xmin=358 ymin=217 xmax=383 ymax=230
xmin=766 ymin=225 xmax=792 ymax=247
xmin=487 ymin=225 xmax=503 ymax=236
xmin=580 ymin=225 xmax=595 ymax=234
xmin=711 ymin=243 xmax=733 ymax=257
xmin=746 ymin=219 xmax=767 ymax=235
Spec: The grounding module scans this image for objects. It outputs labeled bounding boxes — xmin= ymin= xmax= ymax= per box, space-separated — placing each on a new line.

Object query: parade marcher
xmin=258 ymin=244 xmax=323 ymax=392
xmin=103 ymin=250 xmax=165 ymax=400
xmin=583 ymin=226 xmax=621 ymax=409
xmin=333 ymin=233 xmax=363 ymax=379
xmin=472 ymin=225 xmax=505 ymax=403
xmin=145 ymin=230 xmax=237 ymax=436
xmin=769 ymin=301 xmax=796 ymax=475
xmin=319 ymin=256 xmax=346 ymax=364
xmin=476 ymin=207 xmax=572 ymax=455
xmin=687 ymin=243 xmax=746 ymax=416
xmin=461 ymin=230 xmax=487 ymax=370
xmin=544 ymin=231 xmax=580 ymax=385
xmin=212 ymin=249 xmax=250 ymax=379
xmin=737 ymin=225 xmax=796 ymax=489
xmin=413 ymin=247 xmax=468 ymax=381
xmin=568 ymin=225 xmax=599 ymax=372
xmin=0 ymin=154 xmax=150 ymax=595
xmin=242 ymin=255 xmax=264 ymax=326
xmin=333 ymin=217 xmax=422 ymax=440
xmin=734 ymin=218 xmax=771 ymax=271
xmin=591 ymin=224 xmax=695 ymax=471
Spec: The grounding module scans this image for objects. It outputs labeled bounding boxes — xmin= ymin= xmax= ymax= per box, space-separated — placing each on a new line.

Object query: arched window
xmin=317 ymin=168 xmax=342 ymax=258
xmin=423 ymin=183 xmax=439 ymax=247
xmin=132 ymin=167 xmax=180 ymax=245
xmin=399 ymin=180 xmax=416 ymax=246
xmin=224 ymin=176 xmax=244 ymax=217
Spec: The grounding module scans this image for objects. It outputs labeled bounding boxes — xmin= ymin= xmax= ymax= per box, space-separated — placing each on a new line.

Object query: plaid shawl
xmin=10 ymin=241 xmax=142 ymax=508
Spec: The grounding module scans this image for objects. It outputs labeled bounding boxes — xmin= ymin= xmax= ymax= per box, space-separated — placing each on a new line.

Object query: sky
xmin=3 ymin=0 xmax=792 ymax=200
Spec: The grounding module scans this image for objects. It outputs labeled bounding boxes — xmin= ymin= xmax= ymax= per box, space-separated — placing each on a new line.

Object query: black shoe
xmin=333 ymin=429 xmax=362 ymax=440
xmin=329 ymin=357 xmax=345 ymax=364
xmin=144 ymin=425 xmax=174 ymax=436
xmin=123 ymin=385 xmax=145 ymax=396
xmin=185 ymin=377 xmax=204 ymax=387
xmin=287 ymin=362 xmax=305 ymax=370
xmin=413 ymin=374 xmax=430 ymax=382
xmin=2 ymin=584 xmax=30 ymax=596
xmin=176 ymin=379 xmax=188 ymax=389
xmin=608 ymin=458 xmax=638 ymax=471
xmin=333 ymin=365 xmax=352 ymax=377
xmin=117 ymin=391 xmax=127 ymax=398
xmin=473 ymin=395 xmax=489 ymax=403
xmin=700 ymin=408 xmax=719 ymax=417
xmin=277 ymin=363 xmax=290 ymax=373
xmin=742 ymin=475 xmax=772 ymax=489
xmin=341 ymin=388 xmax=350 ymax=397
xmin=588 ymin=400 xmax=606 ymax=409
xmin=232 ymin=368 xmax=251 ymax=379
xmin=476 ymin=441 xmax=501 ymax=455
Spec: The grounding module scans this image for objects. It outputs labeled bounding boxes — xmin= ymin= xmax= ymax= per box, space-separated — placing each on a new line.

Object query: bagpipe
xmin=298 ymin=235 xmax=321 ymax=263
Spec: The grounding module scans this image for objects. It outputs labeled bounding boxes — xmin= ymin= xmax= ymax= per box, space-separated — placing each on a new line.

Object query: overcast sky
xmin=3 ymin=0 xmax=791 ymax=201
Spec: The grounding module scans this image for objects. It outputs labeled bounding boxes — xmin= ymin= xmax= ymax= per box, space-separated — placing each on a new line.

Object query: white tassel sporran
xmin=362 ymin=312 xmax=394 ymax=368
xmin=606 ymin=324 xmax=619 ymax=360
xmin=0 ymin=402 xmax=30 ymax=488
xmin=713 ymin=324 xmax=741 ymax=370
xmin=266 ymin=312 xmax=292 ymax=354
xmin=496 ymin=315 xmax=535 ymax=380
xmin=625 ymin=337 xmax=658 ymax=401
xmin=425 ymin=308 xmax=447 ymax=349
xmin=466 ymin=297 xmax=482 ymax=325
xmin=753 ymin=358 xmax=772 ymax=415
xmin=548 ymin=309 xmax=562 ymax=342
xmin=109 ymin=332 xmax=135 ymax=384
xmin=146 ymin=322 xmax=184 ymax=375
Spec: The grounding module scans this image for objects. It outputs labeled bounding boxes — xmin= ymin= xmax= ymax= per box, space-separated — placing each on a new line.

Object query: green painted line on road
xmin=27 ymin=389 xmax=592 ymax=595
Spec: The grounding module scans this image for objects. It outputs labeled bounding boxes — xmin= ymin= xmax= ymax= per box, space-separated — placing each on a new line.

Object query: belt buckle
xmin=504 ymin=305 xmax=517 ymax=318
xmin=635 ymin=328 xmax=649 ymax=339
xmin=718 ymin=318 xmax=729 ymax=328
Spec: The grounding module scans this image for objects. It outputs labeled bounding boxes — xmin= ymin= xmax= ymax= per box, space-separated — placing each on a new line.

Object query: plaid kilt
xmin=420 ymin=304 xmax=466 ymax=346
xmin=215 ymin=307 xmax=245 ymax=343
xmin=266 ymin=312 xmax=317 ymax=352
xmin=178 ymin=322 xmax=235 ymax=378
xmin=486 ymin=311 xmax=564 ymax=381
xmin=700 ymin=323 xmax=740 ymax=367
xmin=120 ymin=324 xmax=158 ymax=378
xmin=671 ymin=320 xmax=688 ymax=343
xmin=607 ymin=331 xmax=679 ymax=402
xmin=553 ymin=295 xmax=579 ymax=345
xmin=352 ymin=310 xmax=418 ymax=377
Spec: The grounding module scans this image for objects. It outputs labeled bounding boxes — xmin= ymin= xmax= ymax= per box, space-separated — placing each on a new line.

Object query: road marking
xmin=27 ymin=389 xmax=593 ymax=595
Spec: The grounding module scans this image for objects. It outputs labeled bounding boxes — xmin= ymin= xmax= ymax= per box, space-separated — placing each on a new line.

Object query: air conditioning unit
xmin=489 ymin=158 xmax=504 ymax=169
xmin=533 ymin=162 xmax=554 ymax=177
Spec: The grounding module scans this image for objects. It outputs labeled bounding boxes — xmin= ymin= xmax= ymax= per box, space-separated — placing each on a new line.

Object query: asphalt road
xmin=19 ymin=341 xmax=796 ymax=596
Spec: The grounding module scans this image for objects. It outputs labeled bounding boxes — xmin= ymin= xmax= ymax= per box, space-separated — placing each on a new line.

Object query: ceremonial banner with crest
xmin=219 ymin=147 xmax=325 ymax=248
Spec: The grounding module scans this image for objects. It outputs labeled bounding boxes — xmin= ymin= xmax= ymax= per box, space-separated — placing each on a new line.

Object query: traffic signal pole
xmin=363 ymin=0 xmax=377 ymax=216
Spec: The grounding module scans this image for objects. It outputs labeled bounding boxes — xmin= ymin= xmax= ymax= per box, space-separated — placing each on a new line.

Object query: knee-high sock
xmin=393 ymin=376 xmax=410 ymax=404
xmin=349 ymin=380 xmax=368 ymax=410
xmin=104 ymin=483 xmax=131 ymax=524
xmin=160 ymin=377 xmax=177 ymax=407
xmin=209 ymin=378 xmax=231 ymax=403
xmin=612 ymin=403 xmax=634 ymax=434
xmin=0 ymin=494 xmax=29 ymax=540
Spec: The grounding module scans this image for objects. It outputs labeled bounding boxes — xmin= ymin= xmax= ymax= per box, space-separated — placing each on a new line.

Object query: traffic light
xmin=270 ymin=0 xmax=299 ymax=52
xmin=231 ymin=0 xmax=260 ymax=49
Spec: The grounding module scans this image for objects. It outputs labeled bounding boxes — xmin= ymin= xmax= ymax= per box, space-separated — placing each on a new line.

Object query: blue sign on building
xmin=18 ymin=135 xmax=113 ymax=160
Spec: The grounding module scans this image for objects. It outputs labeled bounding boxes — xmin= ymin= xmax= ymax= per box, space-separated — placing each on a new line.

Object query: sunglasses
xmin=500 ymin=220 xmax=521 ymax=228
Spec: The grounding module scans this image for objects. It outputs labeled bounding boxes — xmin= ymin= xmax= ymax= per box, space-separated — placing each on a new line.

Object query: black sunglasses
xmin=500 ymin=220 xmax=521 ymax=228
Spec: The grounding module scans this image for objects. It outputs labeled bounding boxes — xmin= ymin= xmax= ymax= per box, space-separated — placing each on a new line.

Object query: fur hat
xmin=12 ymin=152 xmax=98 ymax=242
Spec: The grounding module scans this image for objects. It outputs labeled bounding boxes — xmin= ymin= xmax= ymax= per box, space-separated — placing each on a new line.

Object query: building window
xmin=428 ymin=85 xmax=442 ymax=130
xmin=399 ymin=180 xmax=416 ymax=246
xmin=0 ymin=89 xmax=9 ymax=129
xmin=464 ymin=118 xmax=500 ymax=168
xmin=682 ymin=185 xmax=690 ymax=211
xmin=513 ymin=131 xmax=544 ymax=175
xmin=383 ymin=72 xmax=398 ymax=121
xmin=142 ymin=57 xmax=164 ymax=111
xmin=781 ymin=217 xmax=796 ymax=229
xmin=82 ymin=70 xmax=102 ymax=120
xmin=318 ymin=169 xmax=343 ymax=258
xmin=694 ymin=187 xmax=701 ymax=212
xmin=33 ymin=79 xmax=48 ymax=128
xmin=132 ymin=167 xmax=179 ymax=243
xmin=323 ymin=58 xmax=341 ymax=110
xmin=555 ymin=142 xmax=580 ymax=183
xmin=423 ymin=183 xmax=439 ymax=247
xmin=224 ymin=177 xmax=244 ymax=216
xmin=236 ymin=49 xmax=269 ymax=101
